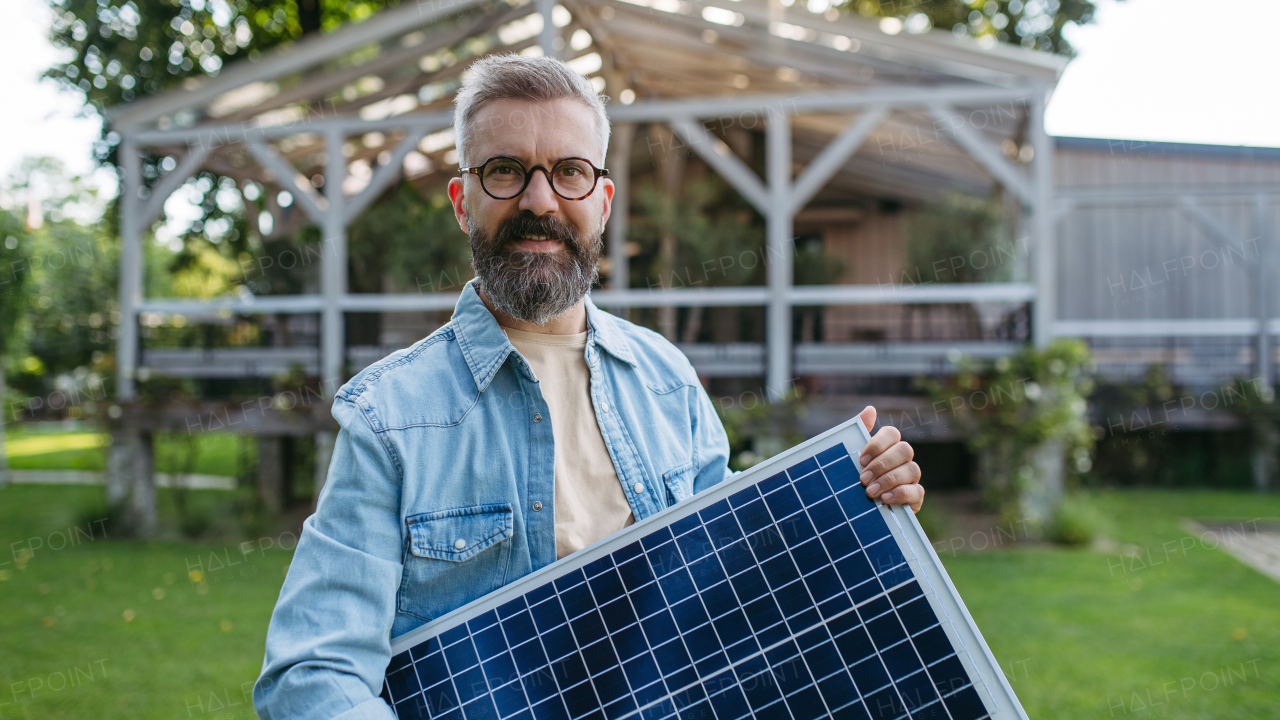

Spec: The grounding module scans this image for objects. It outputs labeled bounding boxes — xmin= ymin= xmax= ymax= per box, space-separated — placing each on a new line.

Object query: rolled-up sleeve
xmin=254 ymin=396 xmax=404 ymax=720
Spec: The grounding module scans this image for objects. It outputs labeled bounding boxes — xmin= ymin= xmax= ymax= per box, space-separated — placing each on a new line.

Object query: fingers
xmin=855 ymin=416 xmax=925 ymax=513
xmin=881 ymin=482 xmax=925 ymax=513
xmin=865 ymin=460 xmax=920 ymax=497
xmin=858 ymin=425 xmax=903 ymax=470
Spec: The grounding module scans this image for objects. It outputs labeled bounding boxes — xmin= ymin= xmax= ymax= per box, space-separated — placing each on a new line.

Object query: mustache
xmin=492 ymin=210 xmax=579 ymax=247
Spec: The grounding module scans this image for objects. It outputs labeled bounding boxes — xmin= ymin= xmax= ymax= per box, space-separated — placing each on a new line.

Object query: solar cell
xmin=383 ymin=416 xmax=1029 ymax=720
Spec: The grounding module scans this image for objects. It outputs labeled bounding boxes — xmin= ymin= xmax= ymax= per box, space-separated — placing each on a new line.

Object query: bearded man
xmin=254 ymin=54 xmax=924 ymax=720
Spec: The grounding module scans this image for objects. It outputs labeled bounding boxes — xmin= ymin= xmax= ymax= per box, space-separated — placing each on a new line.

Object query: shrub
xmin=1048 ymin=494 xmax=1104 ymax=547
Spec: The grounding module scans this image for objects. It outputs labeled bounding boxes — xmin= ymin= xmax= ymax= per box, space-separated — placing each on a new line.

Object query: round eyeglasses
xmin=460 ymin=156 xmax=609 ymax=201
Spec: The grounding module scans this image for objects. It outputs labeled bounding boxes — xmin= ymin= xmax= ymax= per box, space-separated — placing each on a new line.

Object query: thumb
xmin=857 ymin=405 xmax=877 ymax=433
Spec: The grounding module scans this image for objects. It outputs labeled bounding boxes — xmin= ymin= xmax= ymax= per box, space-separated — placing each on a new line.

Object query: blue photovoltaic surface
xmin=382 ymin=443 xmax=990 ymax=720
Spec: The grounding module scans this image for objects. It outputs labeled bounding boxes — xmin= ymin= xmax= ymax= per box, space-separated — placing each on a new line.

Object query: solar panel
xmin=382 ymin=417 xmax=1028 ymax=720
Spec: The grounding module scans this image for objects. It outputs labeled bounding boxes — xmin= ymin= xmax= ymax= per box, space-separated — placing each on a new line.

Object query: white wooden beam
xmin=610 ymin=85 xmax=1034 ymax=123
xmin=344 ymin=127 xmax=431 ymax=224
xmin=130 ymin=88 xmax=1030 ymax=147
xmin=136 ymin=282 xmax=1036 ymax=314
xmin=928 ymin=103 xmax=1035 ymax=207
xmin=790 ymin=282 xmax=1034 ymax=305
xmin=139 ymin=295 xmax=326 ymax=315
xmin=245 ymin=139 xmax=328 ymax=225
xmin=789 ymin=106 xmax=888 ymax=215
xmin=1054 ymin=319 xmax=1262 ymax=338
xmin=133 ymin=110 xmax=453 ymax=146
xmin=669 ymin=118 xmax=769 ymax=214
xmin=143 ymin=90 xmax=1030 ymax=148
xmin=139 ymin=145 xmax=213 ymax=228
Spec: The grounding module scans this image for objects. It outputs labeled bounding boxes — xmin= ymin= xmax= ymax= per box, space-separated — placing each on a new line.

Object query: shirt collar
xmin=582 ymin=292 xmax=638 ymax=368
xmin=451 ymin=279 xmax=636 ymax=392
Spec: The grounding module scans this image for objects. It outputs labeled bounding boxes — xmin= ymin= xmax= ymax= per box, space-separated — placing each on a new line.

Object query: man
xmin=254 ymin=54 xmax=924 ymax=720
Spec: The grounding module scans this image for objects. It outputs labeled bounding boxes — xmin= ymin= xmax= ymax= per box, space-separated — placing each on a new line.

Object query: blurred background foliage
xmin=904 ymin=192 xmax=1016 ymax=284
xmin=850 ymin=0 xmax=1104 ymax=55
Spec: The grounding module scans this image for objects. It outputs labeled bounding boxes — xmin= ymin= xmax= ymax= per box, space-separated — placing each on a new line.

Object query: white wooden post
xmin=766 ymin=111 xmax=793 ymax=401
xmin=1030 ymin=88 xmax=1055 ymax=349
xmin=538 ymin=0 xmax=559 ymax=59
xmin=322 ymin=129 xmax=348 ymax=386
xmin=117 ymin=138 xmax=143 ymax=400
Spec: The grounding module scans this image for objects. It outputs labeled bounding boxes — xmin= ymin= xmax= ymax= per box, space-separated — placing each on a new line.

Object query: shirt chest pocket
xmin=398 ymin=503 xmax=514 ymax=622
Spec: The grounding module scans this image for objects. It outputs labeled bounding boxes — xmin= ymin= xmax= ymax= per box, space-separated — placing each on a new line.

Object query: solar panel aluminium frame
xmin=387 ymin=416 xmax=1029 ymax=720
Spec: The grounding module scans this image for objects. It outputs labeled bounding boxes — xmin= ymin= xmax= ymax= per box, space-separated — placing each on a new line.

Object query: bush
xmin=1047 ymin=494 xmax=1104 ymax=547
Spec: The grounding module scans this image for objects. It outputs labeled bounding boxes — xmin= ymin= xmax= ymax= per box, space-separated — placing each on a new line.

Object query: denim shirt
xmin=254 ymin=279 xmax=734 ymax=720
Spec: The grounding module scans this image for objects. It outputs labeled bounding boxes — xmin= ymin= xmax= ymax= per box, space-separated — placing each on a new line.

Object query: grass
xmin=4 ymin=428 xmax=247 ymax=477
xmin=1 ymin=481 xmax=1277 ymax=719
xmin=943 ymin=490 xmax=1280 ymax=719
xmin=0 ymin=483 xmax=291 ymax=720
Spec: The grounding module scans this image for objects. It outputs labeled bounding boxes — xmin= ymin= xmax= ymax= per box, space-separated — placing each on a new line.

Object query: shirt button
xmin=633 ymin=483 xmax=645 ymax=494
xmin=533 ymin=413 xmax=543 ymax=423
xmin=532 ymin=501 xmax=543 ymax=511
xmin=600 ymin=402 xmax=609 ymax=413
xmin=453 ymin=539 xmax=466 ymax=550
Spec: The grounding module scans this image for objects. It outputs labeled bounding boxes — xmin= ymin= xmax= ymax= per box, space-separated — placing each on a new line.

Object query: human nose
xmin=518 ymin=167 xmax=559 ymax=215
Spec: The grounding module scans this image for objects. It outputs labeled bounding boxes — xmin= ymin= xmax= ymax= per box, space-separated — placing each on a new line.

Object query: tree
xmin=847 ymin=0 xmax=1108 ymax=55
xmin=41 ymin=1 xmax=412 ymax=312
xmin=0 ymin=209 xmax=31 ymax=487
xmin=43 ymin=0 xmax=396 ymax=121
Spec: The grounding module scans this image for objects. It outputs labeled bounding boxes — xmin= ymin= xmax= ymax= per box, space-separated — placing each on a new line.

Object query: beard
xmin=469 ymin=209 xmax=603 ymax=326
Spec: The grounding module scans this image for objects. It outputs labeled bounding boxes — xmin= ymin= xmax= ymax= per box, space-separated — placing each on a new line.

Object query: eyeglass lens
xmin=481 ymin=159 xmax=596 ymax=199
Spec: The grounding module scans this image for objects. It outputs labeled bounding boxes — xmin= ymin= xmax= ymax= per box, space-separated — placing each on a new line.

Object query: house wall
xmin=1053 ymin=138 xmax=1280 ymax=385
xmin=1054 ymin=138 xmax=1280 ymax=325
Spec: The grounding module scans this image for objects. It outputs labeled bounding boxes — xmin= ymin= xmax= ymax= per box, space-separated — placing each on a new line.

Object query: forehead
xmin=468 ymin=97 xmax=600 ymax=163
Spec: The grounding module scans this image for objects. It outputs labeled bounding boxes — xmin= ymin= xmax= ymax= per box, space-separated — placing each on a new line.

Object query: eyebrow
xmin=483 ymin=154 xmax=589 ymax=166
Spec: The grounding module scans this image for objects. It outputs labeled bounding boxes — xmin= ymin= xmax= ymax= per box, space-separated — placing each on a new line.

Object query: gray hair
xmin=453 ymin=54 xmax=610 ymax=167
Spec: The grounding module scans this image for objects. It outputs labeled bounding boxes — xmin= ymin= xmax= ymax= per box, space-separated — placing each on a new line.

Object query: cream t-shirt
xmin=501 ymin=326 xmax=635 ymax=559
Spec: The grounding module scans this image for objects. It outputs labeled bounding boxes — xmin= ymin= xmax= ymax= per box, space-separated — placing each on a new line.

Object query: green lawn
xmin=947 ymin=489 xmax=1280 ymax=719
xmin=4 ymin=429 xmax=246 ymax=477
xmin=1 ymin=482 xmax=1277 ymax=719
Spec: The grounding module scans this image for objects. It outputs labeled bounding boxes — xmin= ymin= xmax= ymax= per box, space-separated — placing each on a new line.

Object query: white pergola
xmin=108 ymin=0 xmax=1067 ymax=402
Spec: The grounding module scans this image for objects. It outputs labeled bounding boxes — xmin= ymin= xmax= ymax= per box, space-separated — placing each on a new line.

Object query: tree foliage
xmin=43 ymin=0 xmax=399 ymax=163
xmin=904 ymin=192 xmax=1015 ymax=284
xmin=630 ymin=176 xmax=765 ymax=291
xmin=847 ymin=0 xmax=1106 ymax=55
xmin=348 ymin=181 xmax=473 ymax=295
xmin=0 ymin=162 xmax=121 ymax=413
xmin=0 ymin=211 xmax=30 ymax=356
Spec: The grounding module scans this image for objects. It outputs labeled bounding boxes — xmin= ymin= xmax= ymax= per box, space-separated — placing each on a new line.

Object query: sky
xmin=1045 ymin=0 xmax=1280 ymax=146
xmin=1 ymin=0 xmax=1278 ymax=208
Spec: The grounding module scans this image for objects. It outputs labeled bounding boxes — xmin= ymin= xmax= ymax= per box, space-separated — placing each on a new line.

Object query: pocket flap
xmin=406 ymin=503 xmax=514 ymax=562
xmin=661 ymin=460 xmax=695 ymax=504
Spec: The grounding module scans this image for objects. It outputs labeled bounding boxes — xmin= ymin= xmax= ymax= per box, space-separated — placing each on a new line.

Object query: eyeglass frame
xmin=459 ymin=156 xmax=610 ymax=201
